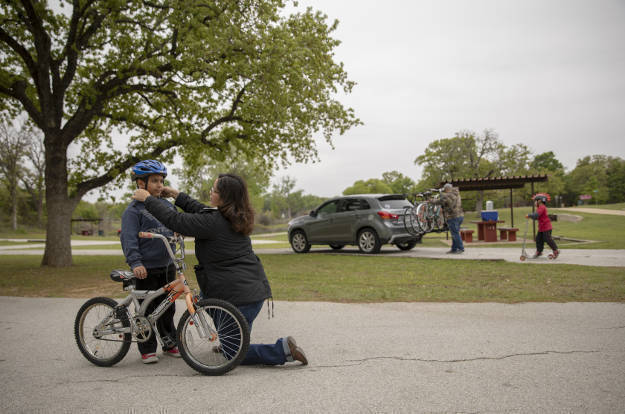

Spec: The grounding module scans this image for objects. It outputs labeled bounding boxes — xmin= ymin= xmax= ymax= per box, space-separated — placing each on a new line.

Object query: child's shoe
xmin=532 ymin=251 xmax=543 ymax=259
xmin=550 ymin=250 xmax=559 ymax=259
xmin=163 ymin=347 xmax=182 ymax=358
xmin=141 ymin=353 xmax=158 ymax=364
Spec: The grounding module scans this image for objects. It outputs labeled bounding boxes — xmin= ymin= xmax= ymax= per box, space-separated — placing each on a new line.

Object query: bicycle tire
xmin=403 ymin=206 xmax=420 ymax=236
xmin=416 ymin=203 xmax=431 ymax=233
xmin=432 ymin=205 xmax=446 ymax=230
xmin=177 ymin=298 xmax=250 ymax=376
xmin=75 ymin=297 xmax=131 ymax=367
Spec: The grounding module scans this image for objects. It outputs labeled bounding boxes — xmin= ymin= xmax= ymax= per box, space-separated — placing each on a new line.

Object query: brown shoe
xmin=286 ymin=336 xmax=308 ymax=365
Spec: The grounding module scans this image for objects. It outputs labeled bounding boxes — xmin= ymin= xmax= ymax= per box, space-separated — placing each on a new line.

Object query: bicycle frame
xmin=96 ymin=232 xmax=218 ymax=345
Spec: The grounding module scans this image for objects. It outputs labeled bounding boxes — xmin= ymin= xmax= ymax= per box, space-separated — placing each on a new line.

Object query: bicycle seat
xmin=110 ymin=270 xmax=135 ymax=282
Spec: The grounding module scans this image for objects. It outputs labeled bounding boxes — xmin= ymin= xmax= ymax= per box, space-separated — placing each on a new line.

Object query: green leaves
xmin=2 ymin=0 xmax=360 ymax=199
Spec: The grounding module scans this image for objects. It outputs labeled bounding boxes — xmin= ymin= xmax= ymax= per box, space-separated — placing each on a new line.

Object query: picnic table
xmin=470 ymin=220 xmax=505 ymax=242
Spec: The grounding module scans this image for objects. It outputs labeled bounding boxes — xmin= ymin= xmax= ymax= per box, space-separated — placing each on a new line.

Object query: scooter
xmin=519 ymin=218 xmax=559 ymax=261
xmin=519 ymin=218 xmax=542 ymax=261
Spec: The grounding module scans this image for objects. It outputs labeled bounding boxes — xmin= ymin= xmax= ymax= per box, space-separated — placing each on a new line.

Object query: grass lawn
xmin=457 ymin=207 xmax=625 ymax=249
xmin=1 ymin=254 xmax=623 ymax=303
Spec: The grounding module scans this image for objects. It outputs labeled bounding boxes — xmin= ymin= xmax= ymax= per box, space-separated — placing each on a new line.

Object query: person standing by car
xmin=120 ymin=160 xmax=181 ymax=364
xmin=132 ymin=173 xmax=308 ymax=367
xmin=431 ymin=183 xmax=464 ymax=254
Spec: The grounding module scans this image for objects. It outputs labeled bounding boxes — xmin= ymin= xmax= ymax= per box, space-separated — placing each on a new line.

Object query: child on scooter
xmin=526 ymin=193 xmax=559 ymax=259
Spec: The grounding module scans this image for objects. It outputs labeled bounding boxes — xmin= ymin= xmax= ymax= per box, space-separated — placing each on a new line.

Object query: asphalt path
xmin=1 ymin=297 xmax=624 ymax=413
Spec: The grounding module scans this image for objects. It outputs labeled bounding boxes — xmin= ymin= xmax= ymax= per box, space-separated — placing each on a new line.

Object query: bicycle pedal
xmin=161 ymin=335 xmax=176 ymax=349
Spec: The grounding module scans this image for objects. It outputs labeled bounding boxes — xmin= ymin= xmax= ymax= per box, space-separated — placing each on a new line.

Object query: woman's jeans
xmin=237 ymin=301 xmax=289 ymax=365
xmin=447 ymin=216 xmax=464 ymax=252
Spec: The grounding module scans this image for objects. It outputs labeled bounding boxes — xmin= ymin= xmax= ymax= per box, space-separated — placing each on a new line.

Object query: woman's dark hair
xmin=216 ymin=173 xmax=254 ymax=235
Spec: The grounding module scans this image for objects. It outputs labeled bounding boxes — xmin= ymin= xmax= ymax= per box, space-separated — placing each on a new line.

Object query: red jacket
xmin=534 ymin=204 xmax=552 ymax=232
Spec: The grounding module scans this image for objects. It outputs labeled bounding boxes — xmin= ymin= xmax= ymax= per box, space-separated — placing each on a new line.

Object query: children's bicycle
xmin=74 ymin=232 xmax=250 ymax=375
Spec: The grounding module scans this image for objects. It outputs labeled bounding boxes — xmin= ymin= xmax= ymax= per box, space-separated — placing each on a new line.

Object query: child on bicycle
xmin=526 ymin=193 xmax=559 ymax=259
xmin=120 ymin=160 xmax=181 ymax=364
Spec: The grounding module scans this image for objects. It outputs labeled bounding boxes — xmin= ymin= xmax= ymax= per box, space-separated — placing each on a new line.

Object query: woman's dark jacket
xmin=144 ymin=192 xmax=272 ymax=306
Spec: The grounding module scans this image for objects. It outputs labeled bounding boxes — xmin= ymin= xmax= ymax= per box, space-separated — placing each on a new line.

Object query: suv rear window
xmin=376 ymin=195 xmax=412 ymax=209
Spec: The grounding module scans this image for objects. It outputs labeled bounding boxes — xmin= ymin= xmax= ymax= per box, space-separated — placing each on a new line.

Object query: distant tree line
xmin=2 ymin=126 xmax=623 ymax=231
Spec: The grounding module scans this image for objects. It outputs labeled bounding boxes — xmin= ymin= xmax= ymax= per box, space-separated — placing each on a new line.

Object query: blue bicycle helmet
xmin=131 ymin=160 xmax=167 ymax=180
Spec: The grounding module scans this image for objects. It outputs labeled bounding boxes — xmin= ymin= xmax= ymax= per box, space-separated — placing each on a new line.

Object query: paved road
xmin=1 ymin=296 xmax=623 ymax=413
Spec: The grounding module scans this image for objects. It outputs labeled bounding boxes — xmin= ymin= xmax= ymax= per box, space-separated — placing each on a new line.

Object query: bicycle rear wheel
xmin=177 ymin=298 xmax=250 ymax=376
xmin=75 ymin=297 xmax=131 ymax=367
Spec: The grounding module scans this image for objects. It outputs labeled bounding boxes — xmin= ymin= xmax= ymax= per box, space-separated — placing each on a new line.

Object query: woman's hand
xmin=161 ymin=186 xmax=180 ymax=199
xmin=132 ymin=189 xmax=150 ymax=202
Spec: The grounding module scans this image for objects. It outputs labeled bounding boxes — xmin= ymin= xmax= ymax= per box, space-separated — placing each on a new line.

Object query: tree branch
xmin=73 ymin=138 xmax=180 ymax=199
xmin=0 ymin=27 xmax=38 ymax=77
xmin=201 ymin=83 xmax=247 ymax=141
xmin=0 ymin=77 xmax=44 ymax=127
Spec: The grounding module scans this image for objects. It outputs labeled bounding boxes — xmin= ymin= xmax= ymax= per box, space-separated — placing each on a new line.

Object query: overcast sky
xmin=270 ymin=0 xmax=625 ymax=198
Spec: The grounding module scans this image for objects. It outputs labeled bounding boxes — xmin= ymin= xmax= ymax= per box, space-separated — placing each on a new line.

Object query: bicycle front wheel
xmin=432 ymin=205 xmax=446 ymax=230
xmin=177 ymin=298 xmax=250 ymax=376
xmin=74 ymin=297 xmax=131 ymax=367
xmin=403 ymin=206 xmax=420 ymax=235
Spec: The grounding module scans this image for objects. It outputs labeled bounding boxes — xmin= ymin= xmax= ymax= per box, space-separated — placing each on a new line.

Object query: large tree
xmin=564 ymin=155 xmax=625 ymax=205
xmin=414 ymin=129 xmax=503 ymax=211
xmin=1 ymin=0 xmax=359 ymax=266
xmin=381 ymin=170 xmax=417 ymax=196
xmin=343 ymin=178 xmax=392 ymax=195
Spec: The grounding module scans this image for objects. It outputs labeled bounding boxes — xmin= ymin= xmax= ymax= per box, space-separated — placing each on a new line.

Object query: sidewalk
xmin=252 ymin=246 xmax=625 ymax=267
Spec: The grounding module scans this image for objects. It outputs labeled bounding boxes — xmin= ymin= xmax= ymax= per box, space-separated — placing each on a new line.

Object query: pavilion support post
xmin=510 ymin=188 xmax=514 ymax=227
xmin=531 ymin=182 xmax=536 ymax=241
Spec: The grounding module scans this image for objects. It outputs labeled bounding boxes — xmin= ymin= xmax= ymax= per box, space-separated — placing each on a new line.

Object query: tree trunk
xmin=41 ymin=143 xmax=74 ymax=267
xmin=10 ymin=186 xmax=17 ymax=231
xmin=475 ymin=190 xmax=484 ymax=213
xmin=37 ymin=193 xmax=44 ymax=228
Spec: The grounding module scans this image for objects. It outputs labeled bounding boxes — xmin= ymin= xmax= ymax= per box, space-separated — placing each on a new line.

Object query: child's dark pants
xmin=135 ymin=264 xmax=177 ymax=354
xmin=536 ymin=230 xmax=558 ymax=253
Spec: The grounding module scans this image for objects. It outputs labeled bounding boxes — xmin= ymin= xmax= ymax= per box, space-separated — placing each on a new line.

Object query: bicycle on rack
xmin=404 ymin=189 xmax=448 ymax=235
xmin=74 ymin=232 xmax=250 ymax=376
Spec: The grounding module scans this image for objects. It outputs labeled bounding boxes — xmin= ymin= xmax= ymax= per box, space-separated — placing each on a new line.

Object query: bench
xmin=460 ymin=228 xmax=474 ymax=243
xmin=499 ymin=227 xmax=519 ymax=241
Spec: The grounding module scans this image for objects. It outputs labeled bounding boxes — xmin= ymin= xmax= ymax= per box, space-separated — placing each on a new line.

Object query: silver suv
xmin=287 ymin=194 xmax=421 ymax=254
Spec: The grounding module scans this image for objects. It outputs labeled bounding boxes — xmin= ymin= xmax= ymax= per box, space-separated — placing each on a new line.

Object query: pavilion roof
xmin=439 ymin=174 xmax=549 ymax=191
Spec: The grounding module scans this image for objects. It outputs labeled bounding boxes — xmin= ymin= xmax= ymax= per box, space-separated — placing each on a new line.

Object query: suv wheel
xmin=396 ymin=240 xmax=417 ymax=251
xmin=290 ymin=230 xmax=311 ymax=253
xmin=357 ymin=228 xmax=381 ymax=254
xmin=329 ymin=244 xmax=345 ymax=250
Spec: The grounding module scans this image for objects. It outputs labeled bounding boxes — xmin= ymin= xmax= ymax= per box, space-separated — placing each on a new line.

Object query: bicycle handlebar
xmin=138 ymin=232 xmax=180 ymax=264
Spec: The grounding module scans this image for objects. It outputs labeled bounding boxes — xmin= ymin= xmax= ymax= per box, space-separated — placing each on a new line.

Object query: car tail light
xmin=377 ymin=211 xmax=398 ymax=220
